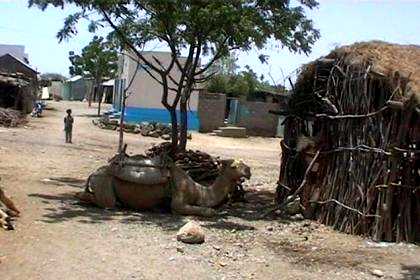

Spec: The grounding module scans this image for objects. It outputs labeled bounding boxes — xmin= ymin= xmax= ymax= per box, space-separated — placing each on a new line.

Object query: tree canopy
xmin=29 ymin=0 xmax=320 ymax=152
xmin=206 ymin=59 xmax=282 ymax=99
xmin=69 ymin=36 xmax=118 ymax=82
xmin=69 ymin=36 xmax=118 ymax=113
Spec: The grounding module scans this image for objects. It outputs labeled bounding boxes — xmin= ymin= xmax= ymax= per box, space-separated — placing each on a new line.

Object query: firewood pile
xmin=0 ymin=108 xmax=27 ymax=127
xmin=276 ymin=42 xmax=420 ymax=243
xmin=146 ymin=142 xmax=221 ymax=182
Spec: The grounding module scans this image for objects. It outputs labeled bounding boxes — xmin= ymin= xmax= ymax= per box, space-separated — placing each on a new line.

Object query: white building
xmin=114 ymin=51 xmax=200 ymax=130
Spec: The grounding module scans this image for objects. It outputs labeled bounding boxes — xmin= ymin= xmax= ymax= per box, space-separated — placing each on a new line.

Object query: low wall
xmin=125 ymin=106 xmax=200 ymax=130
xmin=236 ymin=101 xmax=280 ymax=137
xmin=197 ymin=92 xmax=226 ymax=132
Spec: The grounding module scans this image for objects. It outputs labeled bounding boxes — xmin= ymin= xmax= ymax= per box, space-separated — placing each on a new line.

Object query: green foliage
xmin=69 ymin=36 xmax=118 ymax=82
xmin=207 ymin=74 xmax=229 ymax=94
xmin=29 ymin=0 xmax=320 ymax=59
xmin=207 ymin=65 xmax=280 ymax=98
xmin=208 ymin=53 xmax=239 ymax=76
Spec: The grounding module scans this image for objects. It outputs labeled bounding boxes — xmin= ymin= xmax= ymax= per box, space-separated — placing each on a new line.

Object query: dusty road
xmin=0 ymin=101 xmax=419 ymax=280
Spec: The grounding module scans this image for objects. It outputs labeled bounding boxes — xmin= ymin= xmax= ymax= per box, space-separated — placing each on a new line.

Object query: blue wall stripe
xmin=124 ymin=106 xmax=200 ymax=130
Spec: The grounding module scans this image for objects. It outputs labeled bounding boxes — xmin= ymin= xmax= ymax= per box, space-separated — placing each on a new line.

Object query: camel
xmin=76 ymin=158 xmax=251 ymax=217
xmin=0 ymin=183 xmax=20 ymax=230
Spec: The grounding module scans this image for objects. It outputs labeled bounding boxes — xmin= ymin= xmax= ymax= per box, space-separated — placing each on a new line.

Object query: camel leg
xmin=171 ymin=201 xmax=217 ymax=217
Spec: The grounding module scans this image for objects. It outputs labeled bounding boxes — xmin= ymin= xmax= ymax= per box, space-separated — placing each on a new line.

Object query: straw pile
xmin=0 ymin=108 xmax=27 ymax=127
xmin=277 ymin=41 xmax=420 ymax=242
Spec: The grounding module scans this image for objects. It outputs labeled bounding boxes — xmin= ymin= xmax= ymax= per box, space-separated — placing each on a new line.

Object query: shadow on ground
xmin=219 ymin=188 xmax=280 ymax=222
xmin=28 ymin=192 xmax=187 ymax=231
xmin=401 ymin=265 xmax=420 ymax=280
xmin=27 ymin=186 xmax=280 ymax=233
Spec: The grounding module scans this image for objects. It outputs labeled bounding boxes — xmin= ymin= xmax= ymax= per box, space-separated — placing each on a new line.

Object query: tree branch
xmin=99 ymin=6 xmax=163 ymax=75
xmin=309 ymin=199 xmax=380 ymax=218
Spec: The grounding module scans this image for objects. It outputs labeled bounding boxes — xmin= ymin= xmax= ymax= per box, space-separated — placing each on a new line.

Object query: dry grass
xmin=297 ymin=41 xmax=420 ymax=102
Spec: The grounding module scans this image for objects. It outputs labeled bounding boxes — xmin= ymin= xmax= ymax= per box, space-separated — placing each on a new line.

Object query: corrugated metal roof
xmin=67 ymin=75 xmax=83 ymax=82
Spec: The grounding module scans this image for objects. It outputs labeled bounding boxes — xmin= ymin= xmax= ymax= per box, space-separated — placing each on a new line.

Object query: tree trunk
xmin=88 ymin=85 xmax=94 ymax=107
xmin=97 ymin=84 xmax=103 ymax=116
xmin=169 ymin=107 xmax=179 ymax=156
xmin=179 ymin=99 xmax=188 ymax=152
xmin=118 ymin=93 xmax=127 ymax=154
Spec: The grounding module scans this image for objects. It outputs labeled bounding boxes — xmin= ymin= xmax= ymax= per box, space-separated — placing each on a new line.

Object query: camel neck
xmin=199 ymin=174 xmax=233 ymax=207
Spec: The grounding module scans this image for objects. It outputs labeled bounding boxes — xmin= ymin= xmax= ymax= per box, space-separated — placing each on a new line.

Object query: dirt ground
xmin=0 ymin=101 xmax=418 ymax=280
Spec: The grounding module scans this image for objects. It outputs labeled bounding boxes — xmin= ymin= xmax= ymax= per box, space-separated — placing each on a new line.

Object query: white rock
xmin=176 ymin=221 xmax=205 ymax=244
xmin=371 ymin=269 xmax=384 ymax=277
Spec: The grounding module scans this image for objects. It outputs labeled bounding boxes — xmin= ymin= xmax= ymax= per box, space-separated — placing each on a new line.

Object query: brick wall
xmin=197 ymin=92 xmax=226 ymax=132
xmin=236 ymin=101 xmax=280 ymax=137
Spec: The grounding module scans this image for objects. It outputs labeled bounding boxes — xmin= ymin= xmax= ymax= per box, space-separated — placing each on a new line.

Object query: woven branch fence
xmin=276 ymin=42 xmax=420 ymax=243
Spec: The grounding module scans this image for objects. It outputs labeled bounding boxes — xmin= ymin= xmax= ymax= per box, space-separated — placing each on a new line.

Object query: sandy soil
xmin=0 ymin=101 xmax=418 ymax=280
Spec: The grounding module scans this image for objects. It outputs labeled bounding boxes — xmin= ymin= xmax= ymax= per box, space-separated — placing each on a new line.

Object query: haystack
xmin=276 ymin=41 xmax=419 ymax=242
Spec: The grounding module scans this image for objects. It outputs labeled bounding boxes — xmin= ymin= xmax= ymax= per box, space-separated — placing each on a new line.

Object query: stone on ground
xmin=161 ymin=134 xmax=171 ymax=140
xmin=176 ymin=221 xmax=205 ymax=244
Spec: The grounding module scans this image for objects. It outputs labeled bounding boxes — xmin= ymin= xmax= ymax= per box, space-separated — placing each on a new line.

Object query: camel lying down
xmin=76 ymin=158 xmax=251 ymax=217
xmin=0 ymin=186 xmax=20 ymax=230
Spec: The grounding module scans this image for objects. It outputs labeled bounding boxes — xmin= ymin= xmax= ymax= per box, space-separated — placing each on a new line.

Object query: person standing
xmin=64 ymin=109 xmax=74 ymax=143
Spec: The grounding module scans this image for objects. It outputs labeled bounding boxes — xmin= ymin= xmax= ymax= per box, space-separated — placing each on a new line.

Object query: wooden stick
xmin=310 ymin=199 xmax=380 ymax=218
xmin=263 ymin=150 xmax=320 ymax=217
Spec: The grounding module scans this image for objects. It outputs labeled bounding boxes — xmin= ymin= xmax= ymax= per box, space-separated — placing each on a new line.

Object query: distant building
xmin=0 ymin=44 xmax=29 ymax=64
xmin=113 ymin=51 xmax=200 ymax=130
xmin=0 ymin=53 xmax=38 ymax=113
xmin=61 ymin=76 xmax=93 ymax=101
xmin=48 ymin=81 xmax=63 ymax=100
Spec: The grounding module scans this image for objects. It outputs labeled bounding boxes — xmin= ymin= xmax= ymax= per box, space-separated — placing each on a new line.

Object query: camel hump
xmin=89 ymin=166 xmax=117 ymax=208
xmin=110 ymin=156 xmax=170 ymax=185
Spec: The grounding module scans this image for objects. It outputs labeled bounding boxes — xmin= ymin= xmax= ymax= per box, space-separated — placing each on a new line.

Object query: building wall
xmin=116 ymin=51 xmax=200 ymax=129
xmin=48 ymin=81 xmax=62 ymax=99
xmin=236 ymin=101 xmax=280 ymax=137
xmin=0 ymin=54 xmax=37 ymax=113
xmin=0 ymin=44 xmax=29 ymax=62
xmin=61 ymin=79 xmax=93 ymax=101
xmin=197 ymin=92 xmax=226 ymax=132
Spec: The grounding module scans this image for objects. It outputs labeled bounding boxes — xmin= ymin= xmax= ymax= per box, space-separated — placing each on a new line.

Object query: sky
xmin=0 ymin=0 xmax=419 ymax=84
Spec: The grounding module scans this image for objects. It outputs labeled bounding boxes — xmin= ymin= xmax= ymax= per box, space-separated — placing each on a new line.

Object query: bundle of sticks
xmin=146 ymin=142 xmax=221 ymax=182
xmin=0 ymin=108 xmax=26 ymax=127
xmin=278 ymin=57 xmax=420 ymax=242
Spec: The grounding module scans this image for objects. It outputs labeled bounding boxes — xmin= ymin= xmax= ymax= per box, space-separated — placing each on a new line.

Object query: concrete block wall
xmin=197 ymin=92 xmax=226 ymax=132
xmin=236 ymin=101 xmax=280 ymax=137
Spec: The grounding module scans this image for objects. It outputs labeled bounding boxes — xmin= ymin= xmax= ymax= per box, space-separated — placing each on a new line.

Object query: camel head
xmin=219 ymin=159 xmax=251 ymax=181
